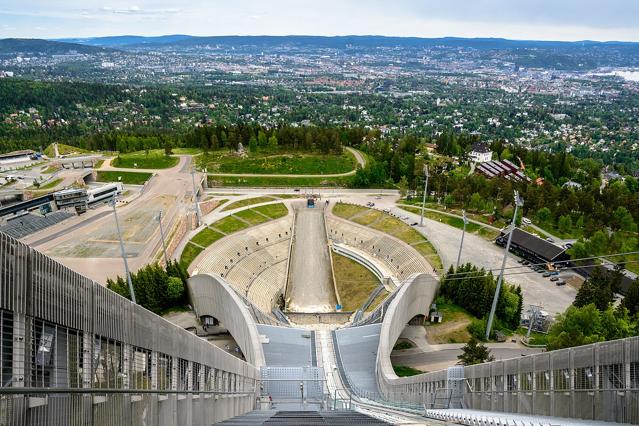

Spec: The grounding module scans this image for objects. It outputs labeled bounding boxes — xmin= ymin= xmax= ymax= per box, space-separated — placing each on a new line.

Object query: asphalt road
xmin=391 ymin=346 xmax=544 ymax=372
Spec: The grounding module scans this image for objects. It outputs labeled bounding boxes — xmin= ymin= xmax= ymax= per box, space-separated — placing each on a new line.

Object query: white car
xmin=401 ymin=215 xmax=409 ymax=220
xmin=383 ymin=208 xmax=391 ymax=213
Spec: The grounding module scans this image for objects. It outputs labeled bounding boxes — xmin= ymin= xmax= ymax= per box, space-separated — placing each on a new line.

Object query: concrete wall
xmin=374 ymin=269 xmax=639 ymax=424
xmin=0 ymin=232 xmax=259 ymax=425
xmin=375 ymin=273 xmax=440 ymax=402
xmin=188 ymin=273 xmax=266 ymax=368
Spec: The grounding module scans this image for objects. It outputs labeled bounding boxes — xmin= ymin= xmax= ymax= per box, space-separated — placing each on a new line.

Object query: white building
xmin=469 ymin=142 xmax=492 ymax=163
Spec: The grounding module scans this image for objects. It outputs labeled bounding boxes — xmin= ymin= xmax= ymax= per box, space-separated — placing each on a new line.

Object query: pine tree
xmin=458 ymin=338 xmax=494 ymax=365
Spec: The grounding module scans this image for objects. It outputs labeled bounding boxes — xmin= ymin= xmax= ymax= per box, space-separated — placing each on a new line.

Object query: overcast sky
xmin=1 ymin=0 xmax=638 ymax=42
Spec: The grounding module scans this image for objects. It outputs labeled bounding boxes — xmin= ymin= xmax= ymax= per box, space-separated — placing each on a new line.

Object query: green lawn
xmin=221 ymin=196 xmax=276 ymax=211
xmin=332 ymin=203 xmax=367 ymax=219
xmin=96 ymin=171 xmax=153 ymax=185
xmin=211 ymin=215 xmax=249 ymax=234
xmin=392 ymin=365 xmax=424 ymax=377
xmin=234 ymin=209 xmax=270 ymax=226
xmin=112 ymin=152 xmax=178 ymax=169
xmin=44 ymin=143 xmax=89 ymax=157
xmin=332 ymin=253 xmax=383 ymax=312
xmin=37 ymin=178 xmax=63 ymax=190
xmin=180 ymin=243 xmax=204 ymax=268
xmin=393 ymin=340 xmax=415 ymax=350
xmin=425 ymin=300 xmax=474 ymax=344
xmin=199 ymin=149 xmax=356 ymax=175
xmin=251 ymin=203 xmax=289 ymax=219
xmin=517 ymin=327 xmax=549 ymax=346
xmin=41 ymin=165 xmax=60 ymax=174
xmin=398 ymin=205 xmax=500 ymax=241
xmin=208 ymin=175 xmax=353 ymax=188
xmin=191 ymin=227 xmax=225 ymax=247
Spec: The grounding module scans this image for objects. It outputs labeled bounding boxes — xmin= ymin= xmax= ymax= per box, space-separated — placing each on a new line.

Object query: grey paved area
xmin=286 ymin=205 xmax=337 ymax=312
xmin=335 ymin=324 xmax=382 ymax=397
xmin=337 ymin=195 xmax=575 ymax=315
xmin=257 ymin=324 xmax=314 ymax=367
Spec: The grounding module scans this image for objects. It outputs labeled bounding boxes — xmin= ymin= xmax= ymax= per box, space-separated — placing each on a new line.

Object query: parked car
xmin=522 ymin=217 xmax=532 ymax=225
xmin=549 ymin=271 xmax=559 ymax=276
xmin=293 ymin=188 xmax=300 ymax=192
xmin=542 ymin=272 xmax=551 ymax=277
xmin=401 ymin=215 xmax=409 ymax=220
xmin=556 ymin=280 xmax=567 ymax=286
xmin=564 ymin=243 xmax=573 ymax=249
xmin=522 ymin=260 xmax=530 ymax=266
xmin=411 ymin=222 xmax=418 ymax=226
xmin=550 ymin=276 xmax=559 ymax=282
xmin=546 ymin=237 xmax=554 ymax=243
xmin=383 ymin=208 xmax=391 ymax=213
xmin=517 ymin=259 xmax=525 ymax=264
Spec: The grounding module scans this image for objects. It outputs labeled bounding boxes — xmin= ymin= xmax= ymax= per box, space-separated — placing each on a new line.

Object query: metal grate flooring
xmin=218 ymin=410 xmax=390 ymax=425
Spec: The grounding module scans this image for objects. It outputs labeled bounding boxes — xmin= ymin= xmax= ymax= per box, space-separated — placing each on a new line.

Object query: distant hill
xmin=58 ymin=34 xmax=192 ymax=47
xmin=0 ymin=38 xmax=114 ymax=55
xmin=60 ymin=34 xmax=639 ymax=51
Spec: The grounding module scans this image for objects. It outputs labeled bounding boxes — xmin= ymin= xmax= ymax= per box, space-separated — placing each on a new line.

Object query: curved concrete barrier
xmin=188 ymin=273 xmax=266 ymax=368
xmin=375 ymin=272 xmax=439 ymax=400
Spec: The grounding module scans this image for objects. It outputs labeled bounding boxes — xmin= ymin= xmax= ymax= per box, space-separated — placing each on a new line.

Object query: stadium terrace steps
xmin=326 ymin=217 xmax=430 ymax=282
xmin=196 ymin=218 xmax=292 ymax=314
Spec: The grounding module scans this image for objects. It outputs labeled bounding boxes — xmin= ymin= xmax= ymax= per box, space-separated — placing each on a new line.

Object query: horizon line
xmin=2 ymin=34 xmax=638 ymax=45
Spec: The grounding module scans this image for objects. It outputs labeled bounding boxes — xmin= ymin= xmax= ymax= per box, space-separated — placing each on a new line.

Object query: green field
xmin=425 ymin=301 xmax=474 ymax=344
xmin=191 ymin=227 xmax=225 ymax=247
xmin=221 ymin=196 xmax=276 ymax=211
xmin=252 ymin=203 xmax=289 ymax=219
xmin=208 ymin=175 xmax=352 ymax=188
xmin=333 ymin=253 xmax=385 ymax=312
xmin=392 ymin=365 xmax=424 ymax=377
xmin=41 ymin=165 xmax=60 ymax=174
xmin=333 ymin=203 xmax=443 ymax=271
xmin=211 ymin=215 xmax=249 ymax=234
xmin=199 ymin=149 xmax=356 ymax=175
xmin=398 ymin=205 xmax=500 ymax=241
xmin=96 ymin=171 xmax=153 ymax=185
xmin=36 ymin=178 xmax=63 ymax=190
xmin=180 ymin=243 xmax=204 ymax=268
xmin=234 ymin=209 xmax=271 ymax=226
xmin=112 ymin=152 xmax=178 ymax=169
xmin=44 ymin=143 xmax=89 ymax=157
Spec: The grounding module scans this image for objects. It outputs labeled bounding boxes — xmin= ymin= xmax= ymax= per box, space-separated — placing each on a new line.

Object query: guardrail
xmin=0 ymin=232 xmax=260 ymax=425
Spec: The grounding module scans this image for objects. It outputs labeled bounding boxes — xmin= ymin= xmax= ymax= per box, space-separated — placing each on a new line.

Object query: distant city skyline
xmin=1 ymin=0 xmax=639 ymax=42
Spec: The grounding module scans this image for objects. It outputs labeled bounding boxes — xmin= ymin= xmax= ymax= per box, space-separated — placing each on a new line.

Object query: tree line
xmin=546 ymin=266 xmax=639 ymax=350
xmin=107 ymin=261 xmax=189 ymax=315
xmin=439 ymin=263 xmax=523 ymax=339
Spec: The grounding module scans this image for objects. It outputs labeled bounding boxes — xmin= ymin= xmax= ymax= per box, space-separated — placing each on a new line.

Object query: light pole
xmin=191 ymin=166 xmax=201 ymax=227
xmin=110 ymin=195 xmax=136 ymax=304
xmin=485 ymin=190 xmax=523 ymax=340
xmin=456 ymin=210 xmax=469 ymax=269
xmin=420 ymin=165 xmax=429 ymax=227
xmin=157 ymin=211 xmax=169 ymax=266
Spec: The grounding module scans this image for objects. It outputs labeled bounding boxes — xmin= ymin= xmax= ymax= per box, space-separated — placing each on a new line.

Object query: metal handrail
xmin=0 ymin=387 xmax=255 ymax=396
